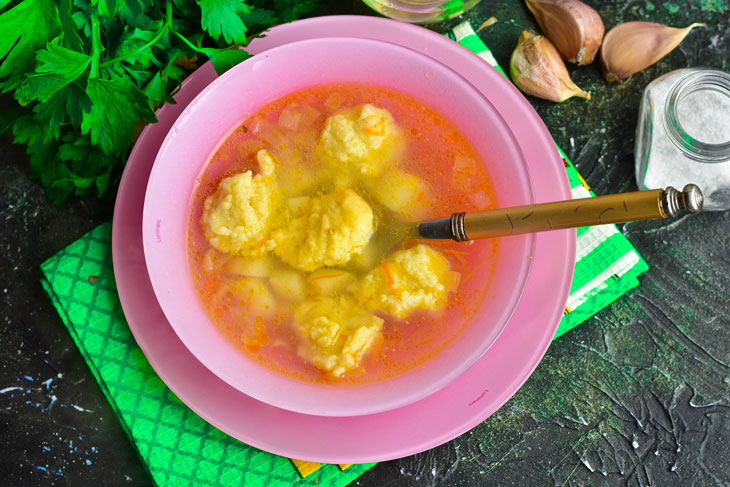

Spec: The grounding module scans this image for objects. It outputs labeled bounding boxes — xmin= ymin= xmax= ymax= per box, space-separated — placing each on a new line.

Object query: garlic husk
xmin=600 ymin=22 xmax=706 ymax=83
xmin=525 ymin=0 xmax=605 ymax=65
xmin=510 ymin=31 xmax=591 ymax=102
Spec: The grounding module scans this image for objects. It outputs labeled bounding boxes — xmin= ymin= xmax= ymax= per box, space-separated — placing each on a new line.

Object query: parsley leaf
xmin=199 ymin=46 xmax=251 ymax=75
xmin=3 ymin=0 xmax=320 ymax=202
xmin=239 ymin=7 xmax=275 ymax=27
xmin=58 ymin=0 xmax=84 ymax=51
xmin=113 ymin=26 xmax=164 ymax=68
xmin=18 ymin=39 xmax=91 ymax=104
xmin=91 ymin=0 xmax=120 ymax=18
xmin=58 ymin=134 xmax=93 ymax=163
xmin=33 ymin=82 xmax=91 ymax=129
xmin=81 ymin=77 xmax=157 ymax=154
xmin=119 ymin=0 xmax=153 ymax=27
xmin=197 ymin=0 xmax=251 ymax=44
xmin=143 ymin=53 xmax=185 ymax=107
xmin=11 ymin=113 xmax=45 ymax=146
xmin=0 ymin=0 xmax=62 ymax=92
xmin=26 ymin=138 xmax=70 ymax=202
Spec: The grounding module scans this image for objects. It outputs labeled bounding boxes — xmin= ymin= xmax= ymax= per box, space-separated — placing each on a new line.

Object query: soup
xmin=187 ymin=83 xmax=498 ymax=384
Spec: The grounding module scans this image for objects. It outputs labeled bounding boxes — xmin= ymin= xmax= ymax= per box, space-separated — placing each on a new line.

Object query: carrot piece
xmin=307 ymin=273 xmax=341 ymax=282
xmin=257 ymin=236 xmax=271 ymax=253
xmin=381 ymin=258 xmax=396 ymax=294
xmin=363 ymin=127 xmax=384 ymax=136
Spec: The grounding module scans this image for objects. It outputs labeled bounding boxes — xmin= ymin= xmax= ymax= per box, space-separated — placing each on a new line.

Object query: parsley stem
xmin=89 ymin=12 xmax=102 ymax=78
xmin=170 ymin=29 xmax=204 ymax=54
xmin=167 ymin=0 xmax=213 ymax=55
xmin=99 ymin=0 xmax=173 ymax=68
xmin=99 ymin=26 xmax=168 ymax=68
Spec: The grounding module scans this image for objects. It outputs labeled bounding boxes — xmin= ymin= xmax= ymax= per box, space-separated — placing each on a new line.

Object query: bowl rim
xmin=142 ymin=35 xmax=535 ymax=417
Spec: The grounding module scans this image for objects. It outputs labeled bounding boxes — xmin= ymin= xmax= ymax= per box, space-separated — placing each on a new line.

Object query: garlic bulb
xmin=600 ymin=22 xmax=706 ymax=83
xmin=525 ymin=0 xmax=605 ymax=65
xmin=510 ymin=31 xmax=591 ymax=102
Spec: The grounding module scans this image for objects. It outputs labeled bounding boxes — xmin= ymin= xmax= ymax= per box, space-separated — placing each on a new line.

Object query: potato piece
xmin=347 ymin=240 xmax=381 ymax=272
xmin=230 ymin=278 xmax=276 ymax=317
xmin=202 ymin=248 xmax=225 ymax=273
xmin=307 ymin=269 xmax=356 ymax=296
xmin=256 ymin=125 xmax=288 ymax=151
xmin=324 ymin=92 xmax=344 ymax=112
xmin=299 ymin=105 xmax=321 ymax=127
xmin=226 ymin=255 xmax=273 ymax=277
xmin=451 ymin=156 xmax=477 ymax=189
xmin=277 ymin=104 xmax=321 ymax=132
xmin=364 ymin=169 xmax=428 ymax=220
xmin=269 ymin=268 xmax=307 ymax=302
xmin=278 ymin=106 xmax=302 ymax=131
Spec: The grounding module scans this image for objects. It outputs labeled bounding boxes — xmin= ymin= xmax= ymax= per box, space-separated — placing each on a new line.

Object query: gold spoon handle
xmin=419 ymin=185 xmax=703 ymax=241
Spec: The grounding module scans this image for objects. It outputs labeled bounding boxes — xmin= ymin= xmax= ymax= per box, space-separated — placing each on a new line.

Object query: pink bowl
xmin=142 ymin=37 xmax=535 ymax=417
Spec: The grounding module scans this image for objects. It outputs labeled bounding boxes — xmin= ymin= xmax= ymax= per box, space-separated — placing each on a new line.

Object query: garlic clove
xmin=600 ymin=22 xmax=706 ymax=83
xmin=525 ymin=0 xmax=605 ymax=65
xmin=510 ymin=31 xmax=591 ymax=103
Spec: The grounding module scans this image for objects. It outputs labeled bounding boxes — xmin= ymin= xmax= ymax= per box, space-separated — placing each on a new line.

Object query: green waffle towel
xmin=40 ymin=222 xmax=375 ymax=486
xmin=39 ymin=20 xmax=648 ymax=487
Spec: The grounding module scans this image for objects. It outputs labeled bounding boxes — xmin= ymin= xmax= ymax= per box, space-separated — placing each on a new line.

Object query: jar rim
xmin=664 ymin=68 xmax=730 ymax=163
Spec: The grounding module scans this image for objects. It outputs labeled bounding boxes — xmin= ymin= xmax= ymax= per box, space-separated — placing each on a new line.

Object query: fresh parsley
xmin=0 ymin=0 xmax=318 ymax=202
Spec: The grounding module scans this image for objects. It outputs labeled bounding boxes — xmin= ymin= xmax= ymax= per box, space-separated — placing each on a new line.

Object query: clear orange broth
xmin=187 ymin=83 xmax=499 ymax=384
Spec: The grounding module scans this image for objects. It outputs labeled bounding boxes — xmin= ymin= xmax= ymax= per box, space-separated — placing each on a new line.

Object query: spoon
xmin=382 ymin=184 xmax=703 ymax=244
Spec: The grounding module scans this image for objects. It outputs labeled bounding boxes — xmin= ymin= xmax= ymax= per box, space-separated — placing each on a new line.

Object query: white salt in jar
xmin=635 ymin=68 xmax=730 ymax=210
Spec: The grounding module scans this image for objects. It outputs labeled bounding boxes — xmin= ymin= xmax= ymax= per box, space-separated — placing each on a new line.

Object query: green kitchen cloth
xmin=448 ymin=21 xmax=649 ymax=337
xmin=38 ymin=20 xmax=648 ymax=487
xmin=40 ymin=222 xmax=375 ymax=486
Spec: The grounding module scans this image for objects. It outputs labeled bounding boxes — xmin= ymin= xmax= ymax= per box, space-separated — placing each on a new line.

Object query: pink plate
xmin=112 ymin=15 xmax=575 ymax=463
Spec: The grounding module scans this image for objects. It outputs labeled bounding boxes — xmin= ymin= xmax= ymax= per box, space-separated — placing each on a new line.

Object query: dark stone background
xmin=2 ymin=1 xmax=729 ymax=485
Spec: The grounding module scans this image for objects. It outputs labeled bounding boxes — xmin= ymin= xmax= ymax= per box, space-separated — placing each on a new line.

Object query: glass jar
xmin=635 ymin=68 xmax=730 ymax=210
xmin=361 ymin=0 xmax=481 ymax=24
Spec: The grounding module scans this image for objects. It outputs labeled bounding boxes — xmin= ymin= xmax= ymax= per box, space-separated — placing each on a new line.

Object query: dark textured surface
xmin=2 ymin=1 xmax=729 ymax=486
